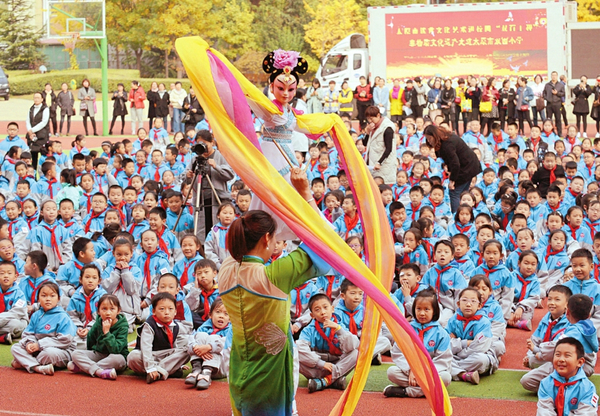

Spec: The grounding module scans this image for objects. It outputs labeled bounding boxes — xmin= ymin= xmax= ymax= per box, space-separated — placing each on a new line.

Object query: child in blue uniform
xmin=18 ymin=251 xmax=58 ymax=310
xmin=447 ymin=287 xmax=498 ymax=385
xmin=393 ymin=263 xmax=424 ymax=319
xmin=297 ymin=293 xmax=359 ymax=393
xmin=450 ymin=234 xmax=476 ymax=280
xmin=11 ymin=281 xmax=76 ymax=375
xmin=538 ymin=230 xmax=570 ymax=295
xmin=32 ymin=161 xmax=61 ymax=201
xmin=26 ymin=200 xmax=72 ymax=272
xmin=563 ymin=248 xmax=600 ymax=332
xmin=149 ymin=207 xmax=182 ymax=265
xmin=395 ymin=228 xmax=429 ymax=275
xmin=523 ymin=285 xmax=571 ymax=371
xmin=447 ymin=204 xmax=476 ymax=241
xmin=165 ymin=192 xmax=194 ymax=241
xmin=0 ymin=260 xmax=28 ymax=344
xmin=184 ymin=259 xmax=219 ymax=329
xmin=136 ymin=230 xmax=171 ymax=315
xmin=384 ymin=289 xmax=452 ymax=397
xmin=420 ymin=240 xmax=467 ymax=326
xmin=205 ymin=203 xmax=235 ymax=269
xmin=127 ymin=204 xmax=149 ymax=244
xmin=148 ymin=273 xmax=193 ymax=326
xmin=5 ymin=201 xmax=28 ymax=243
xmin=186 ymin=298 xmax=231 ymax=390
xmin=508 ymin=250 xmax=541 ymax=331
xmin=173 ymin=235 xmax=203 ymax=289
xmin=537 ymin=337 xmax=599 ymax=416
xmin=67 ymin=264 xmax=106 ymax=348
xmin=474 ymin=239 xmax=514 ymax=320
xmin=82 ymin=193 xmax=108 ymax=234
xmin=333 ymin=195 xmax=363 ymax=239
xmin=57 ymin=237 xmax=96 ymax=300
xmin=469 ymin=275 xmax=507 ymax=359
xmin=505 ymin=228 xmax=535 ymax=272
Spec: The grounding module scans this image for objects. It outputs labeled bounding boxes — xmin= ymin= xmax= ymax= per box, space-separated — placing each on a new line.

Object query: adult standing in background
xmin=464 ymin=76 xmax=482 ymax=122
xmin=410 ymin=77 xmax=427 ymax=118
xmin=592 ymin=76 xmax=600 ymax=138
xmin=498 ymin=79 xmax=516 ymax=131
xmin=25 ymin=92 xmax=50 ymax=169
xmin=531 ymin=74 xmax=546 ymax=126
xmin=373 ymin=77 xmax=390 ymax=116
xmin=56 ymin=82 xmax=75 ymax=136
xmin=363 ymin=105 xmax=398 ymax=184
xmin=516 ymin=76 xmax=534 ymax=135
xmin=543 ymin=71 xmax=565 ymax=136
xmin=572 ymin=75 xmax=593 ymax=138
xmin=306 ymin=79 xmax=323 ymax=114
xmin=424 ymin=124 xmax=481 ymax=213
xmin=355 ymin=76 xmax=373 ymax=129
xmin=440 ymin=78 xmax=456 ymax=128
xmin=41 ymin=83 xmax=58 ymax=137
xmin=128 ymin=80 xmax=146 ymax=135
xmin=182 ymin=87 xmax=205 ymax=133
xmin=389 ymin=79 xmax=403 ymax=128
xmin=170 ymin=81 xmax=187 ymax=134
xmin=480 ymin=77 xmax=500 ymax=136
xmin=154 ymin=83 xmax=170 ymax=129
xmin=77 ymin=78 xmax=97 ymax=136
xmin=146 ymin=81 xmax=159 ymax=130
xmin=109 ymin=83 xmax=128 ymax=135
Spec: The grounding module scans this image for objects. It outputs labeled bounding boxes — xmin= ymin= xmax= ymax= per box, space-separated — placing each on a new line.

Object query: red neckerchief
xmin=317 ymin=164 xmax=328 ymax=180
xmin=456 ymin=313 xmax=482 ymax=330
xmin=27 ymin=278 xmax=43 ymax=304
xmin=179 ymin=154 xmax=186 ymax=163
xmin=567 ymin=136 xmax=577 ymax=146
xmin=83 ymin=290 xmax=94 ymax=325
xmin=515 ymin=273 xmax=530 ymax=302
xmin=543 ymin=131 xmax=553 ymax=139
xmin=501 ymin=213 xmax=509 ymax=230
xmin=549 ymin=200 xmax=561 ymax=212
xmin=545 ymin=246 xmax=562 ymax=263
xmin=75 ymin=145 xmax=84 ymax=154
xmin=314 ymin=317 xmax=342 ymax=355
xmin=569 ymin=189 xmax=579 ymax=199
xmin=429 ymin=199 xmax=443 ymax=216
xmin=0 ymin=287 xmax=14 ymax=313
xmin=433 ymin=265 xmax=452 ymax=297
xmin=417 ymin=325 xmax=434 ymax=343
xmin=85 ymin=209 xmax=106 ymax=233
xmin=309 ymin=158 xmax=318 ymax=169
xmin=153 ymin=316 xmax=174 ymax=348
xmin=201 ymin=287 xmax=216 ymax=321
xmin=408 ymin=176 xmax=420 ymax=186
xmin=270 ymin=252 xmax=283 ymax=263
xmin=401 ymin=161 xmax=413 ymax=171
xmin=153 ymin=129 xmax=159 ymax=141
xmin=554 ymin=378 xmax=578 ymax=416
xmin=586 ymin=164 xmax=594 ymax=178
xmin=41 ymin=224 xmax=64 ymax=263
xmin=405 ymin=135 xmax=417 ymax=149
xmin=46 ymin=177 xmax=58 ymax=198
xmin=509 ymin=233 xmax=517 ymax=250
xmin=175 ymin=301 xmax=186 ymax=321
xmin=315 ymin=194 xmax=324 ymax=207
xmin=492 ymin=134 xmax=503 ymax=153
xmin=8 ymin=219 xmax=19 ymax=239
xmin=474 ymin=132 xmax=483 ymax=146
xmin=324 ymin=275 xmax=336 ymax=299
xmin=530 ymin=136 xmax=540 ymax=153
xmin=93 ymin=172 xmax=105 ymax=194
xmin=143 ymin=250 xmax=158 ymax=290
xmin=344 ymin=213 xmax=359 ymax=239
xmin=26 ymin=215 xmax=38 ymax=230
xmin=136 ymin=163 xmax=145 ymax=174
xmin=410 ymin=202 xmax=421 ymax=220
xmin=343 ymin=308 xmax=360 ymax=335
xmin=180 ymin=258 xmax=197 ymax=287
xmin=128 ymin=221 xmax=145 ymax=235
xmin=83 ymin=193 xmax=93 ymax=215
xmin=153 ymin=165 xmax=161 ymax=182
xmin=543 ymin=318 xmax=561 ymax=342
xmin=482 ymin=265 xmax=498 ymax=280
xmin=294 ymin=282 xmax=310 ymax=317
xmin=155 ymin=227 xmax=170 ymax=258
xmin=393 ymin=185 xmax=408 ymax=200
xmin=594 ymin=263 xmax=600 ymax=284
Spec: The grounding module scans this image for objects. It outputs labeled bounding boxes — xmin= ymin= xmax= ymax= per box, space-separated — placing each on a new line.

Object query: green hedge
xmin=6 ymin=69 xmax=192 ymax=96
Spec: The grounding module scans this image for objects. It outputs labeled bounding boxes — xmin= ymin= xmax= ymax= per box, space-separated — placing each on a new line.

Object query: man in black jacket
xmin=543 ymin=71 xmax=565 ymax=136
xmin=25 ymin=92 xmax=50 ymax=169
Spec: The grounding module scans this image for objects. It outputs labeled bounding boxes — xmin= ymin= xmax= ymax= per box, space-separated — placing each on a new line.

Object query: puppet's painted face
xmin=270 ymin=77 xmax=297 ymax=105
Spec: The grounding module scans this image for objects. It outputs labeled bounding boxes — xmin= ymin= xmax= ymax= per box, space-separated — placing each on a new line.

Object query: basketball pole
xmin=100 ymin=36 xmax=108 ymax=136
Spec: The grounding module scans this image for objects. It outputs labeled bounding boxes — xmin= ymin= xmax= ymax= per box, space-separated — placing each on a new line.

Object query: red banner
xmin=385 ymin=8 xmax=548 ymax=79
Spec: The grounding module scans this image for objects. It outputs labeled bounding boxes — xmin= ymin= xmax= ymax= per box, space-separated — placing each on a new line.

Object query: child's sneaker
xmin=196 ymin=374 xmax=212 ymax=390
xmin=371 ymin=353 xmax=382 ymax=366
xmin=185 ymin=372 xmax=199 ymax=386
xmin=99 ymin=368 xmax=117 ymax=380
xmin=516 ymin=319 xmax=532 ymax=331
xmin=383 ymin=385 xmax=407 ymax=398
xmin=0 ymin=333 xmax=12 ymax=345
xmin=34 ymin=364 xmax=54 ymax=376
xmin=307 ymin=378 xmax=330 ymax=393
xmin=67 ymin=361 xmax=81 ymax=373
xmin=330 ymin=376 xmax=347 ymax=390
xmin=461 ymin=371 xmax=479 ymax=385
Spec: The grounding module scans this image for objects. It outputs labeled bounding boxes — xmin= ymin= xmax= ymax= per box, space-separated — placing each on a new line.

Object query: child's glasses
xmin=459 ymin=298 xmax=480 ymax=305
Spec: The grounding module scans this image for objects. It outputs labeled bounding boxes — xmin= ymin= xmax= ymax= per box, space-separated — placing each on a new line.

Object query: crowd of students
xmin=2 ymin=76 xmax=600 ymax=415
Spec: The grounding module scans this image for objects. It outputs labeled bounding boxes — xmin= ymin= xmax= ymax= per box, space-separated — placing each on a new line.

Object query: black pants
xmin=59 ymin=114 xmax=71 ymax=135
xmin=453 ymin=111 xmax=468 ymax=135
xmin=517 ymin=109 xmax=533 ymax=134
xmin=482 ymin=117 xmax=497 ymax=136
xmin=110 ymin=115 xmax=125 ymax=134
xmin=561 ymin=104 xmax=568 ymax=127
xmin=575 ymin=113 xmax=588 ymax=134
xmin=203 ymin=196 xmax=213 ymax=241
xmin=410 ymin=104 xmax=423 ymax=118
xmin=82 ymin=115 xmax=97 ymax=135
xmin=469 ymin=109 xmax=480 ymax=122
xmin=498 ymin=108 xmax=511 ymax=131
xmin=356 ymin=101 xmax=370 ymax=129
xmin=547 ymin=103 xmax=562 ymax=136
xmin=31 ymin=151 xmax=40 ymax=170
xmin=49 ymin=111 xmax=57 ymax=135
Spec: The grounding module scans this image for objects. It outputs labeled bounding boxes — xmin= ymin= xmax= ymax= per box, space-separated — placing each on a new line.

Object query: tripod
xmin=173 ymin=155 xmax=222 ymax=238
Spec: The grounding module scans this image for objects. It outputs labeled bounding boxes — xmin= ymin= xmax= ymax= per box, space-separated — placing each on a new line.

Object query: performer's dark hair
xmin=227 ymin=210 xmax=277 ymax=262
xmin=263 ymin=52 xmax=309 ymax=84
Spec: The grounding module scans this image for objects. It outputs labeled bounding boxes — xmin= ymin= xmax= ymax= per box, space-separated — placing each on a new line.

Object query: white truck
xmin=316 ymin=1 xmax=599 ymax=86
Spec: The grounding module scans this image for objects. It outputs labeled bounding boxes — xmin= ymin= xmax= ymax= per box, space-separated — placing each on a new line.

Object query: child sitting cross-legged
xmin=127 ymin=292 xmax=191 ymax=383
xmin=469 ymin=275 xmax=507 ymax=359
xmin=185 ymin=297 xmax=231 ymax=390
xmin=0 ymin=260 xmax=28 ymax=345
xmin=68 ymin=294 xmax=129 ymax=380
xmin=537 ymin=337 xmax=599 ymax=415
xmin=184 ymin=259 xmax=219 ymax=329
xmin=508 ymin=250 xmax=541 ymax=331
xmin=393 ymin=262 xmax=424 ymax=320
xmin=384 ymin=289 xmax=452 ymax=398
xmin=149 ymin=274 xmax=193 ymax=328
xmin=297 ymin=293 xmax=359 ymax=393
xmin=447 ymin=287 xmax=498 ymax=385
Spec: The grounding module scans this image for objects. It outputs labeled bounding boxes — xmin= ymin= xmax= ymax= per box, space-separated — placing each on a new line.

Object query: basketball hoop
xmin=63 ymin=32 xmax=80 ymax=50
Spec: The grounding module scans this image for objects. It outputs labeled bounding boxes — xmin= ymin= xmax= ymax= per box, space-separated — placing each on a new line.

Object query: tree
xmin=253 ymin=0 xmax=312 ymax=53
xmin=578 ymin=0 xmax=600 ymax=22
xmin=0 ymin=0 xmax=45 ymax=70
xmin=304 ymin=0 xmax=367 ymax=59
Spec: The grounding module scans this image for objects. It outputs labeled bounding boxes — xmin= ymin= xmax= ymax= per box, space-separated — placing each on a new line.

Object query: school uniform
xmin=290 ymin=280 xmax=319 ymax=331
xmin=101 ymin=265 xmax=144 ymax=329
xmin=135 ymin=250 xmax=171 ymax=303
xmin=333 ymin=214 xmax=363 ymax=239
xmin=423 ymin=197 xmax=452 ymax=220
xmin=447 ymin=222 xmax=476 ymax=241
xmin=479 ymin=296 xmax=507 ymax=358
xmin=70 ymin=313 xmax=129 ymax=376
xmin=421 ymin=264 xmax=467 ymax=327
xmin=154 ymin=226 xmax=183 ymax=265
xmin=578 ymin=163 xmax=596 ymax=184
xmin=544 ymin=200 xmax=569 ymax=218
xmin=204 ymin=222 xmax=229 ymax=270
xmin=145 ymin=163 xmax=169 ymax=183
xmin=0 ymin=282 xmax=28 ymax=339
xmin=165 ymin=161 xmax=186 ymax=179
xmin=404 ymin=201 xmax=423 ymax=223
xmin=70 ymin=146 xmax=90 ymax=161
xmin=562 ymin=224 xmax=593 ymax=251
xmin=537 ymin=367 xmax=599 ymax=416
xmin=31 ymin=177 xmax=62 ymax=203
xmin=82 ymin=209 xmax=107 ymax=234
xmin=10 ymin=174 xmax=36 ymax=194
xmin=314 ymin=273 xmax=344 ymax=302
xmin=450 ymin=255 xmax=476 ymax=282
xmin=395 ymin=243 xmax=430 ymax=276
xmin=91 ymin=171 xmax=117 ymax=195
xmin=188 ymin=319 xmax=231 ymax=378
xmin=25 ymin=221 xmax=72 ymax=271
xmin=56 ymin=259 xmax=90 ymax=299
xmin=387 ymin=320 xmax=452 ymax=397
xmin=148 ymin=292 xmax=193 ymax=325
xmin=563 ymin=278 xmax=600 ymax=333
xmin=447 ymin=310 xmax=497 ymax=379
xmin=297 ymin=317 xmax=359 ymax=383
xmin=581 ymin=219 xmax=600 ymax=246
xmin=537 ymin=246 xmax=570 ymax=296
xmin=58 ymin=218 xmax=84 ymax=242
xmin=11 ymin=305 xmax=76 ymax=371
xmin=563 ymin=188 xmax=580 ymax=208
xmin=173 ymin=253 xmax=202 ymax=289
xmin=391 ymin=184 xmax=410 ymax=204
xmin=473 ymin=263 xmax=515 ymax=320
xmin=525 ymin=312 xmax=569 ymax=369
xmin=512 ymin=272 xmax=541 ymax=323
xmin=66 ymin=286 xmax=107 ymax=348
xmin=184 ymin=284 xmax=219 ymax=329
xmin=127 ymin=315 xmax=191 ymax=379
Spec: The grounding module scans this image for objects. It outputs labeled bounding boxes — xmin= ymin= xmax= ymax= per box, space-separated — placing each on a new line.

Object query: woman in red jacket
xmin=355 ymin=76 xmax=373 ymax=130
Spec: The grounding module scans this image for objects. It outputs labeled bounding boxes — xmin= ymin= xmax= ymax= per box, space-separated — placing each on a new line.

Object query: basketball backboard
xmin=45 ymin=0 xmax=105 ymax=39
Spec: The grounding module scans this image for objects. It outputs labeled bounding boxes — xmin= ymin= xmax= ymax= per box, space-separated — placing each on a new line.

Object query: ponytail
xmin=226 ymin=210 xmax=277 ymax=262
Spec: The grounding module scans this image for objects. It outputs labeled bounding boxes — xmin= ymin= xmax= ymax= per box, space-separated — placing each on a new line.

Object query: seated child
xmin=508 ymin=250 xmax=541 ymax=331
xmin=57 ymin=237 xmax=97 ymax=299
xmin=205 ymin=202 xmax=235 ymax=269
xmin=185 ymin=259 xmax=219 ymax=329
xmin=521 ymin=294 xmax=598 ymax=392
xmin=0 ymin=260 xmax=28 ymax=344
xmin=68 ymin=294 xmax=129 ymax=380
xmin=334 ymin=279 xmax=391 ymax=362
xmin=11 ymin=281 xmax=76 ymax=375
xmin=395 ymin=228 xmax=429 ymax=276
xmin=384 ymin=289 xmax=452 ymax=397
xmin=173 ymin=234 xmax=203 ymax=288
xmin=447 ymin=204 xmax=476 ymax=241
xmin=470 ymin=275 xmax=507 ymax=358
xmin=18 ymin=251 xmax=58 ymax=312
xmin=450 ymin=234 xmax=476 ymax=280
xmin=136 ymin=229 xmax=171 ymax=315
xmin=290 ymin=278 xmax=319 ymax=335
xmin=393 ymin=263 xmax=424 ymax=319
xmin=166 ymin=192 xmax=194 ymax=241
xmin=149 ymin=274 xmax=193 ymax=327
xmin=66 ymin=264 xmax=107 ymax=348
xmin=235 ymin=189 xmax=252 ymax=216
xmin=523 ymin=285 xmax=571 ymax=371
xmin=505 ymin=228 xmax=535 ymax=272
xmin=127 ymin=292 xmax=191 ymax=383
xmin=537 ymin=338 xmax=599 ymax=415
xmin=538 ymin=230 xmax=570 ymax=295
xmin=420 ymin=240 xmax=467 ymax=327
xmin=447 ymin=287 xmax=498 ymax=385
xmin=297 ymin=294 xmax=359 ymax=393
xmin=563 ymin=248 xmax=600 ymax=332
xmin=148 ymin=207 xmax=182 ymax=265
xmin=333 ymin=195 xmax=363 ymax=239
xmin=185 ymin=298 xmax=231 ymax=390
xmin=26 ymin=200 xmax=72 ymax=272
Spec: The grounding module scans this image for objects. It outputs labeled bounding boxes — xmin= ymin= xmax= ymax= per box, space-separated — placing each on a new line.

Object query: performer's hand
xmin=290 ymin=168 xmax=311 ymax=200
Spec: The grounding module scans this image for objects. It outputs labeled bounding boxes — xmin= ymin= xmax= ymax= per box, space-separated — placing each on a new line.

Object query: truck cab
xmin=316 ymin=33 xmax=368 ymax=90
xmin=0 ymin=67 xmax=8 ymax=100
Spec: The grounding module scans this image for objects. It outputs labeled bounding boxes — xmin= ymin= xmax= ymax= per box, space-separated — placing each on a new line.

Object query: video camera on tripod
xmin=190 ymin=141 xmax=209 ymax=176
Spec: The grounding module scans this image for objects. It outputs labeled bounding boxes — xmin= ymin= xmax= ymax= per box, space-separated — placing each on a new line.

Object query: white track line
xmin=0 ymin=410 xmax=71 ymax=416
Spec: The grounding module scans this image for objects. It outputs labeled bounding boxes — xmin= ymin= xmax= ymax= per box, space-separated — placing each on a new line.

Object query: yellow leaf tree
xmin=303 ymin=0 xmax=367 ymax=60
xmin=578 ymin=0 xmax=600 ymax=22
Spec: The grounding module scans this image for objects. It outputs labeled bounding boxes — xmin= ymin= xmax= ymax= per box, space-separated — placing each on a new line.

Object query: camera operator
xmin=186 ymin=129 xmax=235 ymax=244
